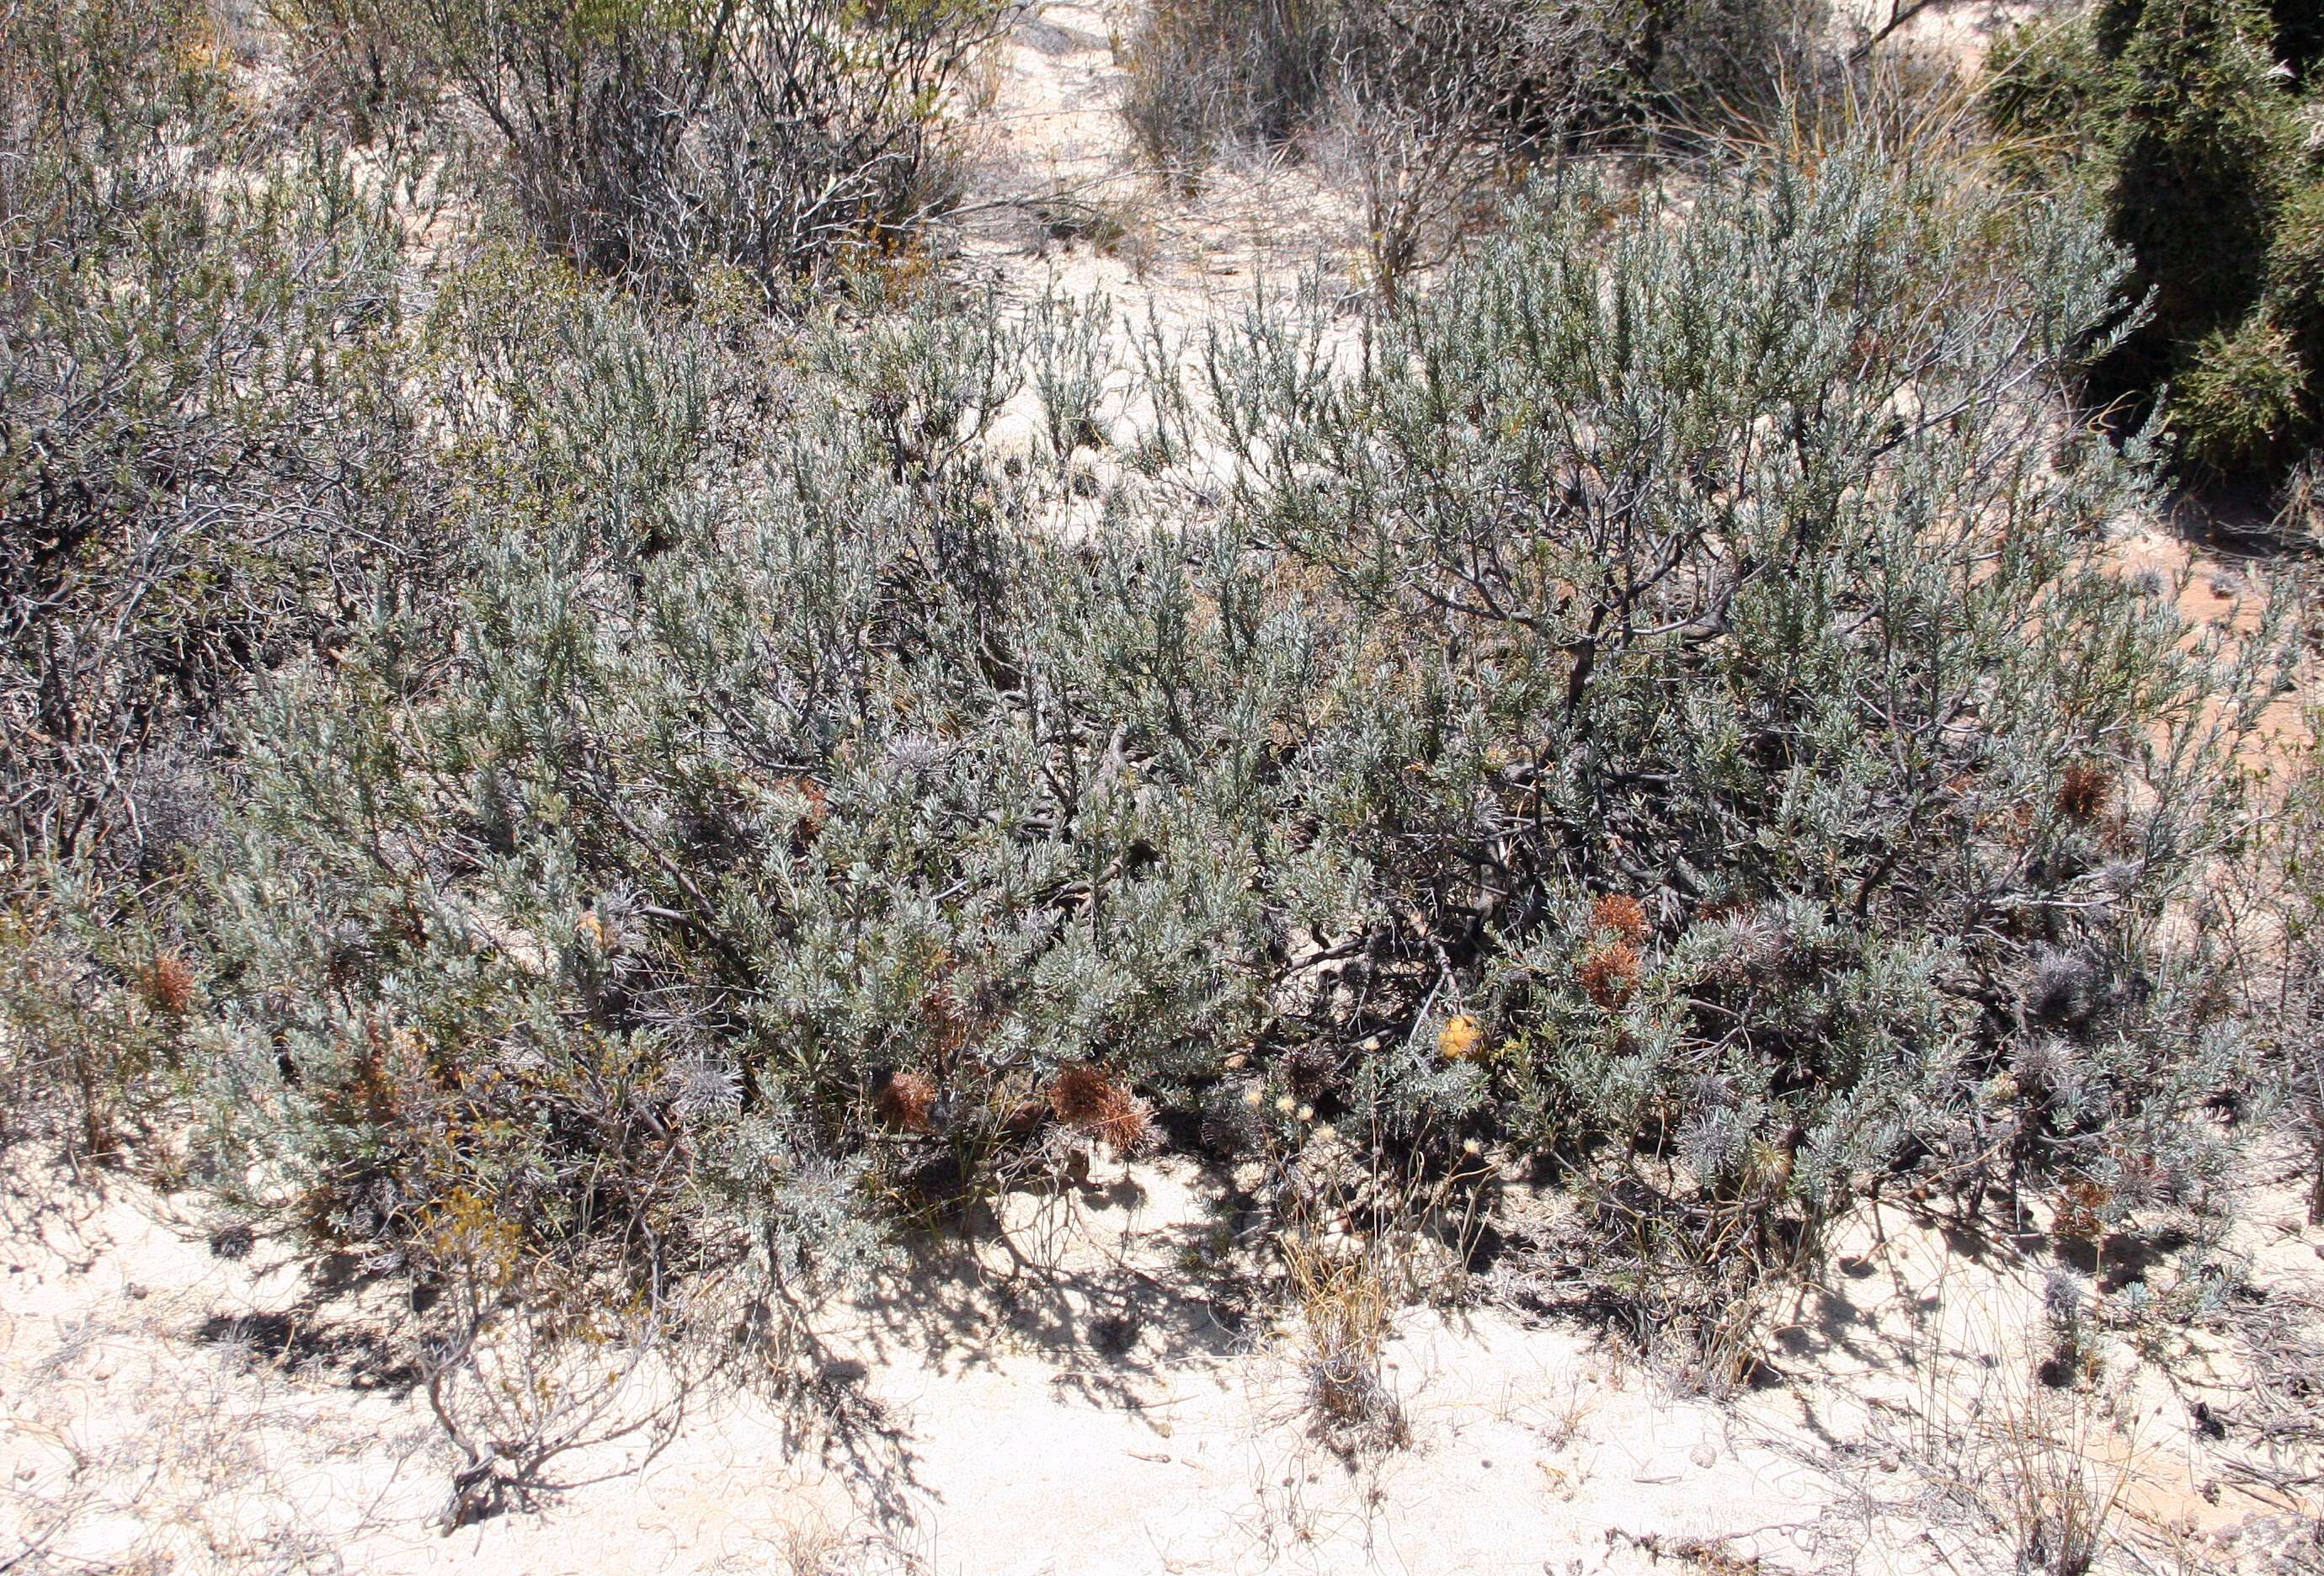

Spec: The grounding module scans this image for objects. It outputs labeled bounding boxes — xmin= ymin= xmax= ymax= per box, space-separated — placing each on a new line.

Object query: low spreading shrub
xmin=0 ymin=0 xmax=2294 ymax=1504
xmin=71 ymin=136 xmax=2263 ymax=1443
xmin=1159 ymin=141 xmax=2279 ymax=1292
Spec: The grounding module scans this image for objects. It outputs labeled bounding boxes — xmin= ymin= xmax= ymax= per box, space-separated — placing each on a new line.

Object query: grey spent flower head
xmin=2024 ymin=946 xmax=2105 ymax=1026
xmin=2042 ymin=1266 xmax=2089 ymax=1335
xmin=672 ymin=1056 xmax=744 ymax=1120
xmin=2011 ymin=1036 xmax=2077 ymax=1091
xmin=1678 ymin=1105 xmax=1749 ymax=1183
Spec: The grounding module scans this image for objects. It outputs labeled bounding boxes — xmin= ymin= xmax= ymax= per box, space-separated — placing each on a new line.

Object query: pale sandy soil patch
xmin=4 ymin=1138 xmax=2320 ymax=1573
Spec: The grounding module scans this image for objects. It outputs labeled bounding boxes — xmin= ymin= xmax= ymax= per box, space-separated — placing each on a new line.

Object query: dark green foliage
xmin=1988 ymin=0 xmax=2324 ymax=487
xmin=2177 ymin=317 xmax=2310 ymax=472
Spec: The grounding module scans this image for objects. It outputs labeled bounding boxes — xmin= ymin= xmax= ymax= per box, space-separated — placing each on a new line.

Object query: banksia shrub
xmin=24 ymin=100 xmax=2276 ymax=1439
xmin=151 ymin=269 xmax=1267 ymax=1380
xmin=1180 ymin=138 xmax=2278 ymax=1270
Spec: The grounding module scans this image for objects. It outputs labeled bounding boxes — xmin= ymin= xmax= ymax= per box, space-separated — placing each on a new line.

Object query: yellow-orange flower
xmin=1437 ymin=1014 xmax=1483 ymax=1061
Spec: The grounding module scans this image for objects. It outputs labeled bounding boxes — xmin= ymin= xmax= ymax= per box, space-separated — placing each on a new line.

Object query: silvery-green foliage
xmin=181 ymin=264 xmax=1288 ymax=1318
xmin=2261 ymin=722 xmax=2324 ymax=1225
xmin=1164 ymin=144 xmax=2282 ymax=1248
xmin=169 ymin=139 xmax=2280 ymax=1340
xmin=1 ymin=0 xmax=435 ymax=881
xmin=1026 ymin=285 xmax=1118 ymax=461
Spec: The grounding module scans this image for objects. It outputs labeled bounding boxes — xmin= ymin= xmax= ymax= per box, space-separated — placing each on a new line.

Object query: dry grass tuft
xmin=1898 ymin=1277 xmax=2144 ymax=1576
xmin=1280 ymin=1222 xmax=1407 ymax=1451
xmin=1266 ymin=1121 xmax=1494 ymax=1453
xmin=1988 ymin=1381 xmax=2135 ymax=1576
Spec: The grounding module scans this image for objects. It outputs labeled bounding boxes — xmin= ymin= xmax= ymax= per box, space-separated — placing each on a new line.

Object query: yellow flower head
xmin=1437 ymin=1014 xmax=1483 ymax=1062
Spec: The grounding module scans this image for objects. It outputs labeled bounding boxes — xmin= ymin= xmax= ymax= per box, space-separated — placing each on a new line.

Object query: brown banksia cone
xmin=1591 ymin=892 xmax=1649 ymax=945
xmin=875 ymin=1069 xmax=939 ymax=1133
xmin=1048 ymin=1064 xmax=1153 ymax=1158
xmin=138 ymin=951 xmax=196 ymax=1018
xmin=2055 ymin=761 xmax=2113 ymax=823
xmin=1576 ymin=940 xmax=1640 ymax=1009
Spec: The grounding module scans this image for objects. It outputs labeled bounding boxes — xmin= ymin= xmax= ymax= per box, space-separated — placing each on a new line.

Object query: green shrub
xmin=168 ymin=257 xmax=1240 ymax=1334
xmin=3 ymin=0 xmax=2286 ymax=1511
xmin=2178 ymin=317 xmax=2311 ymax=473
xmin=1986 ymin=0 xmax=2324 ymax=488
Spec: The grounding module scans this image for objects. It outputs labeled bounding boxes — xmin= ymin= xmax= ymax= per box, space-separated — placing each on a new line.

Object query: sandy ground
xmin=8 ymin=5 xmax=2323 ymax=1573
xmin=5 ymin=1137 xmax=2321 ymax=1575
